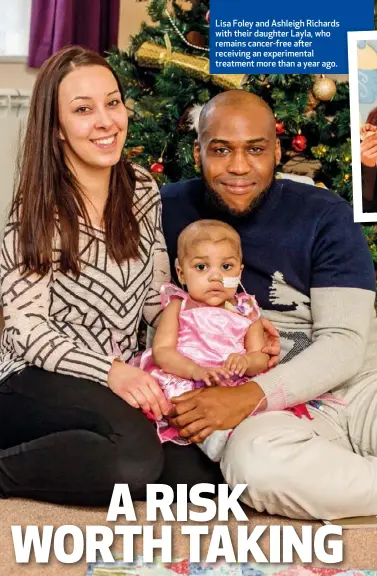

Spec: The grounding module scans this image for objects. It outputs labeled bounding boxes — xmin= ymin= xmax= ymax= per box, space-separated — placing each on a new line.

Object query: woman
xmin=360 ymin=107 xmax=377 ymax=212
xmin=0 ymin=46 xmax=279 ymax=506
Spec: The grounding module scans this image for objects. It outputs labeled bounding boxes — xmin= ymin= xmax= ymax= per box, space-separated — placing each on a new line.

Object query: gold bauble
xmin=312 ymin=77 xmax=337 ymax=101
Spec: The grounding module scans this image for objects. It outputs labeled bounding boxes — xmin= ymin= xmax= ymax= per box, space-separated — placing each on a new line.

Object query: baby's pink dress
xmin=138 ymin=282 xmax=261 ymax=445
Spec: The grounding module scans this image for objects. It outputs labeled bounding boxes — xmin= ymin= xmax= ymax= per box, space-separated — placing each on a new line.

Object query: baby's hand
xmin=224 ymin=354 xmax=249 ymax=377
xmin=191 ymin=365 xmax=231 ymax=387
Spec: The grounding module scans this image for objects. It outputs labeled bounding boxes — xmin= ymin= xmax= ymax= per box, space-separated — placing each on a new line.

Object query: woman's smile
xmin=91 ymin=133 xmax=118 ymax=150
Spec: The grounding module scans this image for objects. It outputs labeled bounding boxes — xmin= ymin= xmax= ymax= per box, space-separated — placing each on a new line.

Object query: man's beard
xmin=201 ymin=165 xmax=277 ymax=217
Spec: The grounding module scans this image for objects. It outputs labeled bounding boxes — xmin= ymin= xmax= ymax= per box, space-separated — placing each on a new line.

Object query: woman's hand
xmin=107 ymin=360 xmax=169 ymax=420
xmin=260 ymin=317 xmax=280 ymax=368
xmin=191 ymin=364 xmax=231 ymax=387
xmin=169 ymin=381 xmax=266 ymax=443
xmin=360 ymin=123 xmax=377 ymax=141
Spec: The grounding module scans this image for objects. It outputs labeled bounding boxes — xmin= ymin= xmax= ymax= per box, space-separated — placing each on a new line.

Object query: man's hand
xmin=261 ymin=317 xmax=280 ymax=368
xmin=169 ymin=381 xmax=266 ymax=443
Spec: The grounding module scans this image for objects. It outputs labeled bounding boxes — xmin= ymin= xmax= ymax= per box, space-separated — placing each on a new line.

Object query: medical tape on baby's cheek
xmin=222 ymin=276 xmax=240 ymax=288
xmin=222 ymin=277 xmax=250 ymax=298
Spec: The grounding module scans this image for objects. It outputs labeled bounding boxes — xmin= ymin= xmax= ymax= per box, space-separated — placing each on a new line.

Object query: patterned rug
xmin=86 ymin=557 xmax=377 ymax=575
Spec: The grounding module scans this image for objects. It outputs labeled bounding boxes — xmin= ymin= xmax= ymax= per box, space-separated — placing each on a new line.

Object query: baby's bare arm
xmin=152 ymin=299 xmax=199 ymax=379
xmin=224 ymin=319 xmax=270 ymax=377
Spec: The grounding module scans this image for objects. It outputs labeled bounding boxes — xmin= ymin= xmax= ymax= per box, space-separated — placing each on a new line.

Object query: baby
xmin=139 ymin=219 xmax=271 ymax=461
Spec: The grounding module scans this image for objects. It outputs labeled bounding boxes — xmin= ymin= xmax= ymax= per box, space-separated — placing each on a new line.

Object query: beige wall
xmin=118 ymin=0 xmax=152 ymax=51
xmin=0 ymin=62 xmax=37 ymax=90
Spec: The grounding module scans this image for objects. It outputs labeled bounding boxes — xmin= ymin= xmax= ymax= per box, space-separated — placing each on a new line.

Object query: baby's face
xmin=177 ymin=239 xmax=243 ymax=306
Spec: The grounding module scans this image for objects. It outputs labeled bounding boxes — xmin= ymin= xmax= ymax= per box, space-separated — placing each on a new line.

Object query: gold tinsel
xmin=135 ymin=41 xmax=246 ymax=90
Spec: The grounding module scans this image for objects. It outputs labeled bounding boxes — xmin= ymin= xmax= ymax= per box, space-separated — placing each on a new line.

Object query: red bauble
xmin=276 ymin=120 xmax=285 ymax=135
xmin=291 ymin=134 xmax=307 ymax=152
xmin=186 ymin=30 xmax=206 ymax=48
xmin=150 ymin=162 xmax=164 ymax=174
xmin=205 ymin=10 xmax=210 ymax=23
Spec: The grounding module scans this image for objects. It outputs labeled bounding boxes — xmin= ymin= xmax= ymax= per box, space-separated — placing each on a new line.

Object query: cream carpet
xmin=1 ymin=499 xmax=377 ymax=575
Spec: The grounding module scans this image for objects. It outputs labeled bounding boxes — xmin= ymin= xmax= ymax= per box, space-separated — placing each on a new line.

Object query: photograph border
xmin=348 ymin=30 xmax=377 ymax=223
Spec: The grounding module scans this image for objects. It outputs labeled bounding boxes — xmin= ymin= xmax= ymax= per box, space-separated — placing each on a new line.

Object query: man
xmin=161 ymin=90 xmax=377 ymax=520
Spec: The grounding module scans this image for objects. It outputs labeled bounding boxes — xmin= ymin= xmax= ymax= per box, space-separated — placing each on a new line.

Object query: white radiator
xmin=0 ymin=88 xmax=31 ymax=115
xmin=0 ymin=88 xmax=31 ymax=237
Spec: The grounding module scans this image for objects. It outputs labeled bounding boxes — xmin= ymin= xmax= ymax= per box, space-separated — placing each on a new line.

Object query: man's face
xmin=194 ymin=105 xmax=281 ymax=213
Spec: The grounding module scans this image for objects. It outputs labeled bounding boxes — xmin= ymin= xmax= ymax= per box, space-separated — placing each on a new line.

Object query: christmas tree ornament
xmin=311 ymin=144 xmax=329 ymax=158
xmin=283 ymin=153 xmax=322 ymax=179
xmin=315 ymin=182 xmax=327 ymax=188
xmin=136 ymin=40 xmax=246 ymax=89
xmin=176 ymin=0 xmax=196 ymax=10
xmin=151 ymin=161 xmax=164 ymax=173
xmin=306 ymin=90 xmax=320 ymax=110
xmin=151 ymin=144 xmax=168 ymax=173
xmin=165 ymin=7 xmax=209 ymax=52
xmin=186 ymin=103 xmax=203 ymax=132
xmin=205 ymin=10 xmax=210 ymax=23
xmin=186 ymin=31 xmax=206 ymax=48
xmin=127 ymin=145 xmax=144 ymax=158
xmin=178 ymin=104 xmax=199 ymax=131
xmin=291 ymin=134 xmax=307 ymax=152
xmin=276 ymin=120 xmax=285 ymax=135
xmin=312 ymin=75 xmax=337 ymax=101
xmin=188 ymin=103 xmax=204 ymax=132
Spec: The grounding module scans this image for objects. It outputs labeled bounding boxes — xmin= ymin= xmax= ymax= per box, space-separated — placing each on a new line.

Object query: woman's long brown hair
xmin=12 ymin=45 xmax=140 ymax=276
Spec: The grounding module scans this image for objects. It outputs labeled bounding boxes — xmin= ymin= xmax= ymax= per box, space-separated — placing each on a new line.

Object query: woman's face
xmin=58 ymin=65 xmax=128 ymax=172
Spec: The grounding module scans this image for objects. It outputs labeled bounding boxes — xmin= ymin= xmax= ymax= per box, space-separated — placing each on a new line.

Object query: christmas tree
xmin=107 ymin=0 xmax=377 ymax=270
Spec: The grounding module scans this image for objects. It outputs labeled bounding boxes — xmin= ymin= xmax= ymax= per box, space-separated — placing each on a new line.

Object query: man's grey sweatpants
xmin=221 ymin=371 xmax=377 ymax=520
